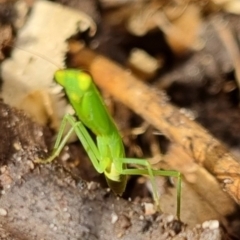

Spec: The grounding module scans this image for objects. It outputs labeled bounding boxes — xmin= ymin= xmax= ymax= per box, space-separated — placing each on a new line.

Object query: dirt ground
xmin=1 ymin=0 xmax=240 ymax=239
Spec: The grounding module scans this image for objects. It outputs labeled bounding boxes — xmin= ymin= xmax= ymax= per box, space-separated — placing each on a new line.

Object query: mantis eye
xmin=78 ymin=72 xmax=92 ymax=91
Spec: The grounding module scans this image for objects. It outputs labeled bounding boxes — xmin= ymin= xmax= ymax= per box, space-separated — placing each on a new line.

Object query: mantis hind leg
xmin=116 ymin=158 xmax=182 ymax=220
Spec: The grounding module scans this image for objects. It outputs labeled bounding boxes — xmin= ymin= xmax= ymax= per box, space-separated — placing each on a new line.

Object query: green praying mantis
xmin=39 ymin=69 xmax=182 ymax=220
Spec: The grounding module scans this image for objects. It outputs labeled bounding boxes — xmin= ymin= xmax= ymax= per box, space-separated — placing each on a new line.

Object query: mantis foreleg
xmin=38 ymin=114 xmax=105 ymax=173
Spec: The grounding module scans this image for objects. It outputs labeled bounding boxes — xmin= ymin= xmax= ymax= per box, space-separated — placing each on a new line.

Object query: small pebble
xmin=13 ymin=142 xmax=22 ymax=151
xmin=0 ymin=166 xmax=7 ymax=173
xmin=166 ymin=215 xmax=174 ymax=223
xmin=144 ymin=202 xmax=156 ymax=215
xmin=202 ymin=220 xmax=219 ymax=229
xmin=111 ymin=212 xmax=118 ymax=224
xmin=0 ymin=208 xmax=8 ymax=216
xmin=208 ymin=220 xmax=219 ymax=230
xmin=50 ymin=223 xmax=55 ymax=229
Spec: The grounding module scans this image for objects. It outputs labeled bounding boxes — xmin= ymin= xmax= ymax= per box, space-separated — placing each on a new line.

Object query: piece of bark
xmin=70 ymin=47 xmax=240 ymax=206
